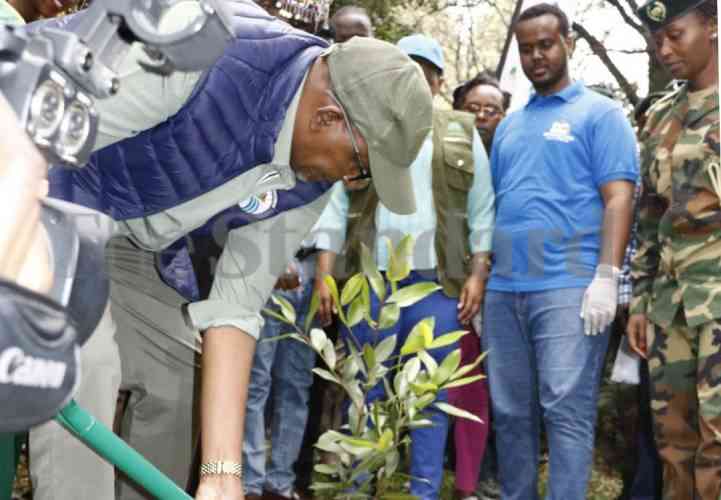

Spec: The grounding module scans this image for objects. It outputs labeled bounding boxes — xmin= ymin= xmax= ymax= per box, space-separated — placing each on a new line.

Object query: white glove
xmin=580 ymin=264 xmax=620 ymax=336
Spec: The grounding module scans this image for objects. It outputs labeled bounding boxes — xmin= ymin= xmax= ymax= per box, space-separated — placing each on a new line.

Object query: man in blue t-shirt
xmin=482 ymin=4 xmax=638 ymax=499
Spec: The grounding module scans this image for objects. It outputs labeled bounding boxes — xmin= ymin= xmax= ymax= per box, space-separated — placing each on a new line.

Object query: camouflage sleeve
xmin=630 ymin=137 xmax=665 ymax=315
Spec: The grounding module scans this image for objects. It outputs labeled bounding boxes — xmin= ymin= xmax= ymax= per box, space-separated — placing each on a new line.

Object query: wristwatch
xmin=199 ymin=461 xmax=243 ymax=477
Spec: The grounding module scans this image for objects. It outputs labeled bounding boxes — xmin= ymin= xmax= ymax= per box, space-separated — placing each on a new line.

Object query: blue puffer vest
xmin=38 ymin=2 xmax=332 ymax=300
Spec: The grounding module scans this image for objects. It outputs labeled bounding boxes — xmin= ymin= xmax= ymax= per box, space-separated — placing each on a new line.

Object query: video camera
xmin=0 ymin=0 xmax=233 ymax=167
xmin=0 ymin=0 xmax=234 ymax=432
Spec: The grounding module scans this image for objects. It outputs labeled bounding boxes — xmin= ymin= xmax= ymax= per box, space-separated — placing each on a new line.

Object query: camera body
xmin=0 ymin=0 xmax=233 ymax=167
xmin=0 ymin=25 xmax=99 ymax=166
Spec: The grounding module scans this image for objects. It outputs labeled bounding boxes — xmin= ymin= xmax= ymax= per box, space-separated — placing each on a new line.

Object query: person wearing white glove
xmin=581 ymin=264 xmax=621 ymax=336
xmin=479 ymin=5 xmax=638 ymax=499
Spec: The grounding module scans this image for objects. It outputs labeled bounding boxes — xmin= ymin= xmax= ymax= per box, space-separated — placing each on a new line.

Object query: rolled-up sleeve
xmin=185 ymin=191 xmax=332 ymax=339
xmin=467 ymin=129 xmax=495 ymax=253
xmin=309 ymin=181 xmax=350 ymax=254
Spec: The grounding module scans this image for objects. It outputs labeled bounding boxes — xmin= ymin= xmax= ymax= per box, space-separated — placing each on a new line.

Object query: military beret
xmin=637 ymin=0 xmax=708 ymax=31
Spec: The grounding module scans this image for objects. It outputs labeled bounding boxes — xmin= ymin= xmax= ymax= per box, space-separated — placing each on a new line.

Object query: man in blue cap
xmin=311 ymin=33 xmax=496 ymax=500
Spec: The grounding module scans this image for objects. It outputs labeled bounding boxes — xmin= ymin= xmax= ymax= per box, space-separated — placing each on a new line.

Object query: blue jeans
xmin=243 ymin=278 xmax=317 ymax=496
xmin=482 ymin=288 xmax=609 ymax=500
xmin=346 ymin=271 xmax=460 ymax=500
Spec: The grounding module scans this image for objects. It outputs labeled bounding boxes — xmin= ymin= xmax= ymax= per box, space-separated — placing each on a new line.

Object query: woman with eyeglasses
xmin=453 ymin=72 xmax=509 ymax=154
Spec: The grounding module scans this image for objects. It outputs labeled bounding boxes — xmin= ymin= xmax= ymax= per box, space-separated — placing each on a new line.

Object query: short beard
xmin=531 ymin=60 xmax=568 ymax=94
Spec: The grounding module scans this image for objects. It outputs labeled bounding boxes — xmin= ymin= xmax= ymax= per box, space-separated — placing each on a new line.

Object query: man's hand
xmin=275 ymin=263 xmax=300 ymax=291
xmin=580 ymin=264 xmax=620 ymax=335
xmin=195 ymin=476 xmax=244 ymax=500
xmin=314 ymin=275 xmax=335 ymax=327
xmin=457 ymin=274 xmax=485 ymax=325
xmin=626 ymin=313 xmax=648 ymax=359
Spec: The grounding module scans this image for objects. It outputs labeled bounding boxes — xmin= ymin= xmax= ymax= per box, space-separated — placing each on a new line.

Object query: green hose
xmin=56 ymin=400 xmax=192 ymax=500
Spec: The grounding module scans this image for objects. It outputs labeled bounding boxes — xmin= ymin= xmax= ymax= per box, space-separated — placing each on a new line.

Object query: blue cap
xmin=397 ymin=34 xmax=444 ymax=73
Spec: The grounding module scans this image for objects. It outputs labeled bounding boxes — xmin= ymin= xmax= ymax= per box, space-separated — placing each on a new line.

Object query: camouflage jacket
xmin=630 ymin=84 xmax=720 ymax=328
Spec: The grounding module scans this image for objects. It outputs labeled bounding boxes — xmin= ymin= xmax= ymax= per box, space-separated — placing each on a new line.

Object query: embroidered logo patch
xmin=238 ymin=190 xmax=278 ymax=216
xmin=646 ymin=1 xmax=667 ymax=23
xmin=543 ymin=121 xmax=575 ymax=143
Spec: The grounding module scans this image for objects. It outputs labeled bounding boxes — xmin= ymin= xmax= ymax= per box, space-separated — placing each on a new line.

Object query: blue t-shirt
xmin=488 ymin=81 xmax=639 ymax=292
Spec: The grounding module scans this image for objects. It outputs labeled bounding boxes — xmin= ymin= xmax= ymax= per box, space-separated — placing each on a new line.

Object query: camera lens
xmin=29 ymin=79 xmax=65 ymax=142
xmin=58 ymin=101 xmax=90 ymax=157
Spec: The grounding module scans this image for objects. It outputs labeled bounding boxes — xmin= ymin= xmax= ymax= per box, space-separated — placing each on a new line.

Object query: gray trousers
xmin=30 ymin=238 xmax=199 ymax=500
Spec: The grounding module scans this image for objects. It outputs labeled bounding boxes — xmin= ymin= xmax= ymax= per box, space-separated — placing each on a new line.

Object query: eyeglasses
xmin=464 ymin=103 xmax=502 ymax=119
xmin=326 ymin=91 xmax=372 ymax=182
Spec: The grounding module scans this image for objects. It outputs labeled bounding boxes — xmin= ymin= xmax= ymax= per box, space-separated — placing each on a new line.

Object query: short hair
xmin=452 ymin=72 xmax=508 ymax=111
xmin=330 ymin=5 xmax=371 ymax=27
xmin=697 ymin=0 xmax=718 ymax=20
xmin=515 ymin=3 xmax=570 ymax=38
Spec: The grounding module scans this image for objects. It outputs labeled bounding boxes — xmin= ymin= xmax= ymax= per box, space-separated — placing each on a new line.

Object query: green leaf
xmin=347 ymin=342 xmax=367 ymax=376
xmin=385 ymin=239 xmax=410 ymax=283
xmin=341 ymin=273 xmax=365 ymax=306
xmin=379 ymin=494 xmax=419 ymax=499
xmin=449 ymin=351 xmax=488 ymax=381
xmin=314 ymin=463 xmax=338 ymax=475
xmin=434 ymin=401 xmax=482 ymax=423
xmin=386 ymin=236 xmax=413 ymax=282
xmin=377 ymin=429 xmax=393 ymax=451
xmin=340 ymin=436 xmax=377 ymax=449
xmin=361 ymin=243 xmax=385 ymax=301
xmin=429 ymin=329 xmax=468 ymax=350
xmin=346 ymin=380 xmax=365 ymax=409
xmin=270 ymin=293 xmax=296 ymax=324
xmin=378 ymin=303 xmax=401 ymax=330
xmin=400 ymin=317 xmax=435 ymax=355
xmin=262 ymin=307 xmax=294 ymax=326
xmin=433 ymin=349 xmax=461 ymax=385
xmin=410 ymin=381 xmax=438 ymax=396
xmin=407 ymin=418 xmax=433 ymax=429
xmin=323 ymin=274 xmax=347 ymax=323
xmin=346 ymin=297 xmax=366 ymax=327
xmin=414 ymin=393 xmax=436 ymax=410
xmin=315 ymin=430 xmax=345 ymax=454
xmin=313 ymin=367 xmax=340 ymax=385
xmin=323 ymin=340 xmax=337 ymax=370
xmin=310 ymin=328 xmax=328 ymax=352
xmin=342 ymin=355 xmax=362 ymax=380
xmin=402 ymin=357 xmax=421 ymax=382
xmin=305 ymin=289 xmax=320 ymax=334
xmin=387 ymin=282 xmax=441 ymax=307
xmin=362 ymin=343 xmax=376 ymax=372
xmin=393 ymin=371 xmax=408 ymax=398
xmin=374 ymin=335 xmax=397 ymax=364
xmin=384 ymin=449 xmax=400 ymax=479
xmin=309 ymin=482 xmax=340 ymax=491
xmin=442 ymin=374 xmax=485 ymax=389
xmin=418 ymin=350 xmax=438 ymax=376
xmin=395 ymin=234 xmax=415 ymax=261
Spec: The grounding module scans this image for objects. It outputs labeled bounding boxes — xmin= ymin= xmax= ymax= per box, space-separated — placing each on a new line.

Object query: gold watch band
xmin=199 ymin=461 xmax=243 ymax=477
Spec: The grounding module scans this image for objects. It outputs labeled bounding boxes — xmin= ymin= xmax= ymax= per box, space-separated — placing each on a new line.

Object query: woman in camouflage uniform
xmin=627 ymin=0 xmax=719 ymax=498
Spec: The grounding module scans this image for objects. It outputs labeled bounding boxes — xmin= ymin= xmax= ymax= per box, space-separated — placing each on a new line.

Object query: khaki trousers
xmin=30 ymin=239 xmax=199 ymax=500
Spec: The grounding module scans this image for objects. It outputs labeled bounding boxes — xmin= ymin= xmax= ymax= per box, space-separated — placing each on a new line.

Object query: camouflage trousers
xmin=647 ymin=317 xmax=721 ymax=500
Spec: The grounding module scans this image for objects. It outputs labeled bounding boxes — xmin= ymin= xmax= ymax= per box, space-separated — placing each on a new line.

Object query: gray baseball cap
xmin=326 ymin=37 xmax=433 ymax=215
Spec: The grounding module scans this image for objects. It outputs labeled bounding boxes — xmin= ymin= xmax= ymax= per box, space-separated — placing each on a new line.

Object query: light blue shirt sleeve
xmin=310 ymin=181 xmax=350 ymax=253
xmin=467 ymin=129 xmax=495 ymax=253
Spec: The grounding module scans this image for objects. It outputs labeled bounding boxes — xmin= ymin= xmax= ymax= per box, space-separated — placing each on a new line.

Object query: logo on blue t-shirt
xmin=543 ymin=121 xmax=575 ymax=143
